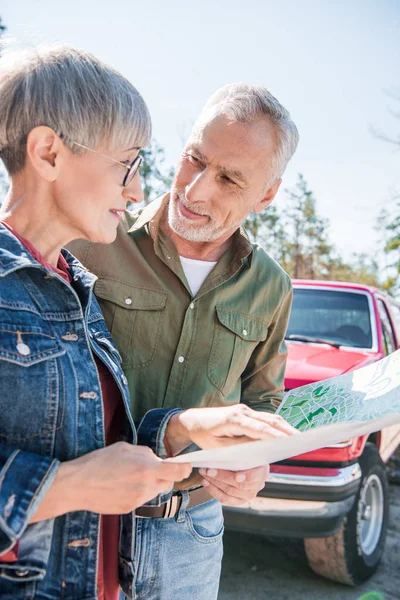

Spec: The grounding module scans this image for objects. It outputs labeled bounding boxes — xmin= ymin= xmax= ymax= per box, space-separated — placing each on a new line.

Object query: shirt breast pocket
xmin=0 ymin=321 xmax=66 ymax=451
xmin=95 ymin=279 xmax=167 ymax=370
xmin=207 ymin=307 xmax=268 ymax=396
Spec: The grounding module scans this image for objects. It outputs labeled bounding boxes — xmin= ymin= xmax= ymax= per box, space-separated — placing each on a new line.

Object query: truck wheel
xmin=304 ymin=444 xmax=389 ymax=585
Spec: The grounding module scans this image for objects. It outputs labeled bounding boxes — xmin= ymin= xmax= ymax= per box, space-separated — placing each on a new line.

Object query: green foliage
xmin=246 ymin=173 xmax=382 ymax=288
xmin=140 ymin=140 xmax=174 ymax=205
xmin=377 ymin=201 xmax=400 ymax=294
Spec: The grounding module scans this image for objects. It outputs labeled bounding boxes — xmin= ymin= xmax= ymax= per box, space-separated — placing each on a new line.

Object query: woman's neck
xmin=1 ymin=180 xmax=71 ymax=267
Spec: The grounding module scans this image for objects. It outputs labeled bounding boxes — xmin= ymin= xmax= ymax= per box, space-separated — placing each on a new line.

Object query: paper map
xmin=168 ymin=349 xmax=400 ymax=470
xmin=277 ymin=348 xmax=400 ymax=430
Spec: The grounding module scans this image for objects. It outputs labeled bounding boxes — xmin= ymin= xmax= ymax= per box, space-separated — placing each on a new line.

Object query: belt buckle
xmin=163 ymin=495 xmax=180 ymax=519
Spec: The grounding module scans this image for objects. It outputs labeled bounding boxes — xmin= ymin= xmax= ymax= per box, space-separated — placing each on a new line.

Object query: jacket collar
xmin=0 ymin=223 xmax=91 ymax=280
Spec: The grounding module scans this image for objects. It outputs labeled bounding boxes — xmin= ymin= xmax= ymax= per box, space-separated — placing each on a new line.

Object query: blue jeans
xmin=132 ymin=495 xmax=224 ymax=600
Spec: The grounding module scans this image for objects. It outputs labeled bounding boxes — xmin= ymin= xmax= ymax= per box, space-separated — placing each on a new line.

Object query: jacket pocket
xmin=95 ymin=279 xmax=167 ymax=370
xmin=0 ymin=321 xmax=65 ymax=445
xmin=207 ymin=307 xmax=268 ymax=395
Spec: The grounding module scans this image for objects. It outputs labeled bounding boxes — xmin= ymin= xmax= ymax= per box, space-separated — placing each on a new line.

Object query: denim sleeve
xmin=0 ymin=449 xmax=59 ymax=554
xmin=135 ymin=408 xmax=184 ymax=506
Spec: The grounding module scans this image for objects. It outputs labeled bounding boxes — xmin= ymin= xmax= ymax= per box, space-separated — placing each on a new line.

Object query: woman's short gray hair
xmin=0 ymin=43 xmax=151 ymax=174
xmin=196 ymin=83 xmax=299 ymax=186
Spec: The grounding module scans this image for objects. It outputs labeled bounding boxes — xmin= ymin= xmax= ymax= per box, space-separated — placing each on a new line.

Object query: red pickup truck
xmin=223 ymin=280 xmax=400 ymax=586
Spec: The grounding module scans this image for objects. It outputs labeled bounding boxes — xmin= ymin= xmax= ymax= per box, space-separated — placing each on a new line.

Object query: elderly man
xmin=70 ymin=83 xmax=299 ymax=599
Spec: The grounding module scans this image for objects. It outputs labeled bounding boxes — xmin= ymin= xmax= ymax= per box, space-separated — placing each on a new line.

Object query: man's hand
xmin=198 ymin=465 xmax=269 ymax=507
xmin=165 ymin=403 xmax=298 ymax=456
xmin=30 ymin=443 xmax=192 ymax=523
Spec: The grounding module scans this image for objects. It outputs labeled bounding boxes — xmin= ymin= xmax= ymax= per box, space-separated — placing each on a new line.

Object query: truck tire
xmin=304 ymin=444 xmax=389 ymax=585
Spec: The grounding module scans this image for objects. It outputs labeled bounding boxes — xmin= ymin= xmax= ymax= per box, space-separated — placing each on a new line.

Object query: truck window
xmin=388 ymin=301 xmax=400 ymax=346
xmin=287 ymin=289 xmax=373 ymax=348
xmin=377 ymin=299 xmax=396 ymax=355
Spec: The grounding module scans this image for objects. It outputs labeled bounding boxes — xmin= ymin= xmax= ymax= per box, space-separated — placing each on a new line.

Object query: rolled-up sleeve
xmin=0 ymin=449 xmax=59 ymax=555
xmin=135 ymin=408 xmax=184 ymax=506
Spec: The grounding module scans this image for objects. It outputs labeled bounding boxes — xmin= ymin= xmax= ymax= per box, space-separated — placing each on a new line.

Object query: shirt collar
xmin=127 ymin=193 xmax=254 ymax=267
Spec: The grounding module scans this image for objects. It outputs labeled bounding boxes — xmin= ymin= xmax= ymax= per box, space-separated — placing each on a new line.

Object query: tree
xmin=280 ymin=174 xmax=333 ymax=279
xmin=372 ymin=89 xmax=400 ymax=149
xmin=372 ymin=90 xmax=400 ymax=295
xmin=244 ymin=204 xmax=287 ymax=263
xmin=243 ymin=173 xmax=382 ymax=287
xmin=140 ymin=140 xmax=174 ymax=205
xmin=377 ymin=202 xmax=400 ymax=294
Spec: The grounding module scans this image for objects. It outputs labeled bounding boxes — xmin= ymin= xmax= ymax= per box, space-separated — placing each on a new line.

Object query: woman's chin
xmin=86 ymin=227 xmax=118 ymax=246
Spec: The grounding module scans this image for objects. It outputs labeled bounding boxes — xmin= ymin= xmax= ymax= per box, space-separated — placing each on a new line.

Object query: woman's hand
xmin=30 ymin=443 xmax=192 ymax=522
xmin=165 ymin=403 xmax=298 ymax=456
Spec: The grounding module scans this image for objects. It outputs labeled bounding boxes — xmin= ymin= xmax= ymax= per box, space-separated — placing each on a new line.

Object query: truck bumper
xmin=223 ymin=462 xmax=362 ymax=538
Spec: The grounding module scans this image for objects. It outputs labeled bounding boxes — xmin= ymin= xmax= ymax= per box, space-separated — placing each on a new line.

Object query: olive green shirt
xmin=69 ymin=195 xmax=292 ymax=421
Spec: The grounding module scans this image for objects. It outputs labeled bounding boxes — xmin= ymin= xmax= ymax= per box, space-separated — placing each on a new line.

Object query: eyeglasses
xmin=73 ymin=142 xmax=142 ymax=187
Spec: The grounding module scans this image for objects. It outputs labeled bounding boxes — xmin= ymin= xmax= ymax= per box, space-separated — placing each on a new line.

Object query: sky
xmin=2 ymin=0 xmax=400 ymax=261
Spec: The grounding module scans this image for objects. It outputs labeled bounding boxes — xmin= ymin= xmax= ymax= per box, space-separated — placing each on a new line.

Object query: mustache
xmin=176 ymin=192 xmax=210 ymax=217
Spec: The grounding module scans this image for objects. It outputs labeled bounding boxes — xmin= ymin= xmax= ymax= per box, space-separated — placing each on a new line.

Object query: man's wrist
xmin=165 ymin=411 xmax=194 ymax=456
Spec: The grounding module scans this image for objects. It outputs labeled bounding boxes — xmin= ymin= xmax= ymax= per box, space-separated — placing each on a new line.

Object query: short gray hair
xmin=195 ymin=83 xmax=299 ymax=185
xmin=0 ymin=43 xmax=151 ymax=174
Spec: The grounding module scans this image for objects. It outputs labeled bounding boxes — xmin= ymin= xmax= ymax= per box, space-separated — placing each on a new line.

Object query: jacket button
xmin=121 ymin=374 xmax=128 ymax=385
xmin=125 ymin=298 xmax=132 ymax=305
xmin=16 ymin=343 xmax=31 ymax=356
xmin=15 ymin=569 xmax=29 ymax=577
xmin=178 ymin=356 xmax=185 ymax=363
xmin=242 ymin=329 xmax=248 ymax=336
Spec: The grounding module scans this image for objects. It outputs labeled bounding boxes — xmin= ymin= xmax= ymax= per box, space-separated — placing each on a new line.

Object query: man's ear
xmin=253 ymin=178 xmax=282 ymax=215
xmin=25 ymin=126 xmax=63 ymax=182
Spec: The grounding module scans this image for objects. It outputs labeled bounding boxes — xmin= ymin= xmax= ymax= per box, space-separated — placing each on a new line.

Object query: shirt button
xmin=121 ymin=374 xmax=128 ymax=385
xmin=189 ymin=302 xmax=195 ymax=309
xmin=178 ymin=356 xmax=185 ymax=363
xmin=243 ymin=329 xmax=248 ymax=336
xmin=125 ymin=298 xmax=132 ymax=305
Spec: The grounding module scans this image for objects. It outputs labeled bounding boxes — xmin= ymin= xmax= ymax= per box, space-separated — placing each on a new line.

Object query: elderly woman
xmin=0 ymin=45 xmax=293 ymax=600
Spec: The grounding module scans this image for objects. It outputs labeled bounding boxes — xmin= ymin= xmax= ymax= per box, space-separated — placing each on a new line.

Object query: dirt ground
xmin=218 ymin=482 xmax=400 ymax=600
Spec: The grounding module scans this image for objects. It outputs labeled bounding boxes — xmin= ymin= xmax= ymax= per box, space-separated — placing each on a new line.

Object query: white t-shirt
xmin=179 ymin=255 xmax=217 ymax=297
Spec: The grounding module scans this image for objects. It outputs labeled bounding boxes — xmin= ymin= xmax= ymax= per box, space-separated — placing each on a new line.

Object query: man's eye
xmin=222 ymin=175 xmax=235 ymax=185
xmin=188 ymin=154 xmax=200 ymax=164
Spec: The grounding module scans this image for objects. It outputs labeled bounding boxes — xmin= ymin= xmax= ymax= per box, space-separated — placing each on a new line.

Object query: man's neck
xmin=160 ymin=210 xmax=233 ymax=262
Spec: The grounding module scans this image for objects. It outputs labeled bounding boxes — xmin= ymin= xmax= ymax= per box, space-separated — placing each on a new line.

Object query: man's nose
xmin=123 ymin=172 xmax=144 ymax=205
xmin=185 ymin=170 xmax=212 ymax=204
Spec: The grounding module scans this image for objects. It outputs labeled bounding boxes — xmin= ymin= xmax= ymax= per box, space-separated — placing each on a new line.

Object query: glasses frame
xmin=73 ymin=141 xmax=142 ymax=187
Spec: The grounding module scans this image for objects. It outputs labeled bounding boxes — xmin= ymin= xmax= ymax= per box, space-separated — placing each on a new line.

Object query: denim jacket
xmin=0 ymin=224 xmax=176 ymax=599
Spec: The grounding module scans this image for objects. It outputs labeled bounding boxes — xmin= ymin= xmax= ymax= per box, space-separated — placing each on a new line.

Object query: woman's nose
xmin=123 ymin=172 xmax=144 ymax=205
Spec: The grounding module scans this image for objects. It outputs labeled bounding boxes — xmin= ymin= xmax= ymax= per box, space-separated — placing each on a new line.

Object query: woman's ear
xmin=253 ymin=178 xmax=282 ymax=215
xmin=26 ymin=126 xmax=63 ymax=182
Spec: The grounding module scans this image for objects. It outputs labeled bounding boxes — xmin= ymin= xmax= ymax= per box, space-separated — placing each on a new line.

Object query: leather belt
xmin=135 ymin=487 xmax=212 ymax=519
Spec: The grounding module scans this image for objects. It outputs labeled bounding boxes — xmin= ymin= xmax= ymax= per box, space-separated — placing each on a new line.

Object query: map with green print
xmin=170 ymin=350 xmax=400 ymax=470
xmin=277 ymin=348 xmax=400 ymax=431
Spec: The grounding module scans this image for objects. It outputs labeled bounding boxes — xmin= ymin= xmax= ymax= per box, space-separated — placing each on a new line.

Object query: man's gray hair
xmin=0 ymin=43 xmax=151 ymax=174
xmin=196 ymin=83 xmax=299 ymax=185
